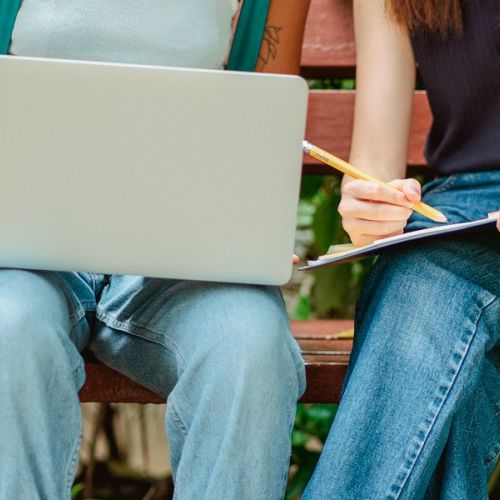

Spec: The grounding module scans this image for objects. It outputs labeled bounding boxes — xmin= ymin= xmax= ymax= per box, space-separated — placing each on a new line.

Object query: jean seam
xmin=79 ymin=301 xmax=96 ymax=311
xmin=385 ymin=293 xmax=497 ymax=500
xmin=286 ymin=330 xmax=307 ymax=400
xmin=69 ymin=309 xmax=85 ymax=329
xmin=280 ymin=397 xmax=298 ymax=500
xmin=50 ymin=273 xmax=87 ymax=327
xmin=423 ymin=174 xmax=458 ymax=197
xmin=168 ymin=399 xmax=189 ymax=437
xmin=91 ymin=273 xmax=100 ymax=295
xmin=72 ymin=361 xmax=86 ymax=387
xmin=485 ymin=444 xmax=500 ymax=468
xmin=64 ymin=433 xmax=82 ymax=497
xmin=95 ymin=309 xmax=187 ymax=370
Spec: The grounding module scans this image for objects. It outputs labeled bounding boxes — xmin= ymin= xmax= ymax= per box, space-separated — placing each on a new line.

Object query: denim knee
xmin=187 ymin=285 xmax=305 ymax=399
xmin=352 ymin=242 xmax=498 ymax=376
xmin=0 ymin=270 xmax=83 ymax=382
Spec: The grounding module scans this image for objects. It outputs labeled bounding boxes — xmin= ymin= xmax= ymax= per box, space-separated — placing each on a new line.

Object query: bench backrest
xmin=299 ymin=0 xmax=431 ymax=175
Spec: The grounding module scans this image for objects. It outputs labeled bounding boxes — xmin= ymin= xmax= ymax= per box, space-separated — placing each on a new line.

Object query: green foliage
xmin=309 ymin=79 xmax=356 ymax=90
xmin=294 ymin=295 xmax=312 ymax=320
xmin=294 ymin=175 xmax=372 ymax=319
xmin=287 ymin=404 xmax=338 ymax=499
xmin=71 ymin=483 xmax=84 ymax=499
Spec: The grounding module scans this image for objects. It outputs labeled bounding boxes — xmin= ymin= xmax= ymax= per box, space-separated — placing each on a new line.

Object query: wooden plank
xmin=81 ymin=362 xmax=165 ymax=404
xmin=301 ymin=0 xmax=356 ymax=79
xmin=298 ymin=339 xmax=352 ymax=356
xmin=80 ymin=320 xmax=354 ymax=405
xmin=81 ymin=358 xmax=350 ymax=404
xmin=292 ymin=319 xmax=353 ymax=339
xmin=301 ymin=362 xmax=348 ymax=403
xmin=303 ymin=90 xmax=432 ymax=174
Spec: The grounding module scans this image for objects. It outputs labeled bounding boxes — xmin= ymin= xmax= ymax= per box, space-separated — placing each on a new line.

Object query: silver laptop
xmin=0 ymin=55 xmax=308 ymax=285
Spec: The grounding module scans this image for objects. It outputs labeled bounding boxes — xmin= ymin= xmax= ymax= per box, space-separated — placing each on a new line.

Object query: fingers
xmin=339 ymin=198 xmax=412 ymax=221
xmin=389 ymin=178 xmax=422 ymax=204
xmin=342 ymin=179 xmax=413 ymax=207
xmin=488 ymin=211 xmax=500 ymax=232
xmin=342 ymin=218 xmax=406 ymax=239
xmin=349 ymin=230 xmax=404 ymax=247
xmin=340 ymin=177 xmax=423 ymax=247
xmin=292 ymin=254 xmax=299 ymax=264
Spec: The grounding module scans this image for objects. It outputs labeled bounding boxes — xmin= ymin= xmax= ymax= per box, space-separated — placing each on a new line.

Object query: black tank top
xmin=411 ymin=0 xmax=500 ymax=175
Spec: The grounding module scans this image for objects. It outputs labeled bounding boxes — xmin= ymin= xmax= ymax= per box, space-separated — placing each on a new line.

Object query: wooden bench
xmin=80 ymin=0 xmax=432 ymax=405
xmin=81 ymin=320 xmax=354 ymax=404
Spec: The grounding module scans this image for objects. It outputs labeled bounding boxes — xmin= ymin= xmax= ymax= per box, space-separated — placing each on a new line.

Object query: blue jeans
xmin=304 ymin=170 xmax=500 ymax=499
xmin=0 ymin=274 xmax=305 ymax=499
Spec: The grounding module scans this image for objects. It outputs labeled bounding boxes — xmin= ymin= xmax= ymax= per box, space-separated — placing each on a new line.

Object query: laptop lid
xmin=0 ymin=55 xmax=308 ymax=285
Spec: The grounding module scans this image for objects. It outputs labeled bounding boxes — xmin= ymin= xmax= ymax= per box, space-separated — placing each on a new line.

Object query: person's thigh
xmin=0 ymin=269 xmax=89 ymax=365
xmin=305 ymin=171 xmax=500 ymax=499
xmin=90 ymin=276 xmax=305 ymax=398
xmin=90 ymin=276 xmax=304 ymax=498
xmin=0 ymin=269 xmax=91 ymax=499
xmin=360 ymin=237 xmax=499 ymax=492
xmin=305 ymin=238 xmax=499 ymax=499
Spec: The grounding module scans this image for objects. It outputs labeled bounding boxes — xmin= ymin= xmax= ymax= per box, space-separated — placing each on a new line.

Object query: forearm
xmin=348 ymin=0 xmax=416 ymax=182
xmin=339 ymin=0 xmax=419 ymax=246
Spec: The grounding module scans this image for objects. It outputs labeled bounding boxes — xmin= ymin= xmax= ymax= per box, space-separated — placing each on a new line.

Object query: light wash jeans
xmin=0 ymin=273 xmax=305 ymax=499
xmin=304 ymin=170 xmax=500 ymax=499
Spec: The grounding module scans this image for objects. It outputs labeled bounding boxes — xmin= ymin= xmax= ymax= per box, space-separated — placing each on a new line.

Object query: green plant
xmin=294 ymin=175 xmax=372 ymax=319
xmin=287 ymin=404 xmax=338 ymax=499
xmin=71 ymin=483 xmax=84 ymax=499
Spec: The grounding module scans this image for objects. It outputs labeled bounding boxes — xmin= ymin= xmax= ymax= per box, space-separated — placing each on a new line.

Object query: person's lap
xmin=50 ymin=273 xmax=303 ymax=396
xmin=87 ymin=275 xmax=305 ymax=497
xmin=0 ymin=269 xmax=305 ymax=499
xmin=0 ymin=269 xmax=304 ymax=389
xmin=304 ymin=170 xmax=500 ymax=499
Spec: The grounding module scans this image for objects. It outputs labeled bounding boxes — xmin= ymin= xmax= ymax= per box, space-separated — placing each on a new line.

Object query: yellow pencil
xmin=302 ymin=141 xmax=447 ymax=223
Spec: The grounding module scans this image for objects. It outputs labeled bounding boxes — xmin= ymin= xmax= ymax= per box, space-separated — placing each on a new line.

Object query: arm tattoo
xmin=256 ymin=25 xmax=282 ymax=71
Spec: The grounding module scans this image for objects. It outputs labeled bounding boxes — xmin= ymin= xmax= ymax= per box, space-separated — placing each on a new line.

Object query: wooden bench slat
xmin=81 ymin=363 xmax=165 ymax=404
xmin=299 ymin=361 xmax=348 ymax=403
xmin=290 ymin=319 xmax=354 ymax=338
xmin=301 ymin=0 xmax=356 ymax=79
xmin=304 ymin=91 xmax=432 ymax=173
xmin=80 ymin=320 xmax=354 ymax=405
xmin=299 ymin=341 xmax=352 ymax=356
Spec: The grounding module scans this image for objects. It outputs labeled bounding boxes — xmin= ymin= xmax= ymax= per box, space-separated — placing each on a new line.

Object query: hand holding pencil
xmin=302 ymin=141 xmax=448 ymax=247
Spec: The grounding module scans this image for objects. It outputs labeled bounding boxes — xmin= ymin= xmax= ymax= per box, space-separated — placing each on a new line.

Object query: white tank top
xmin=10 ymin=0 xmax=238 ymax=69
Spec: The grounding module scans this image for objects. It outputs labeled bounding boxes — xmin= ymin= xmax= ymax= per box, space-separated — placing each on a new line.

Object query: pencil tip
xmin=435 ymin=213 xmax=448 ymax=223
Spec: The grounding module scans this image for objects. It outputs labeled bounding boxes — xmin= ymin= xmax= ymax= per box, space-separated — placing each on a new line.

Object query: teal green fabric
xmin=0 ymin=0 xmax=21 ymax=54
xmin=1 ymin=0 xmax=270 ymax=70
xmin=226 ymin=0 xmax=270 ymax=71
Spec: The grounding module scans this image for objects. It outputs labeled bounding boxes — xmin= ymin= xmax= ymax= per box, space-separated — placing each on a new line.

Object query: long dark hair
xmin=385 ymin=0 xmax=463 ymax=33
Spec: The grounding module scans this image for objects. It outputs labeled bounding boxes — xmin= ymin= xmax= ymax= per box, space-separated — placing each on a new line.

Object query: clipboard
xmin=300 ymin=217 xmax=498 ymax=271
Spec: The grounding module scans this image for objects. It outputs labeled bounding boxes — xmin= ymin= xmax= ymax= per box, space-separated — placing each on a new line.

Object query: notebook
xmin=300 ymin=216 xmax=498 ymax=271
